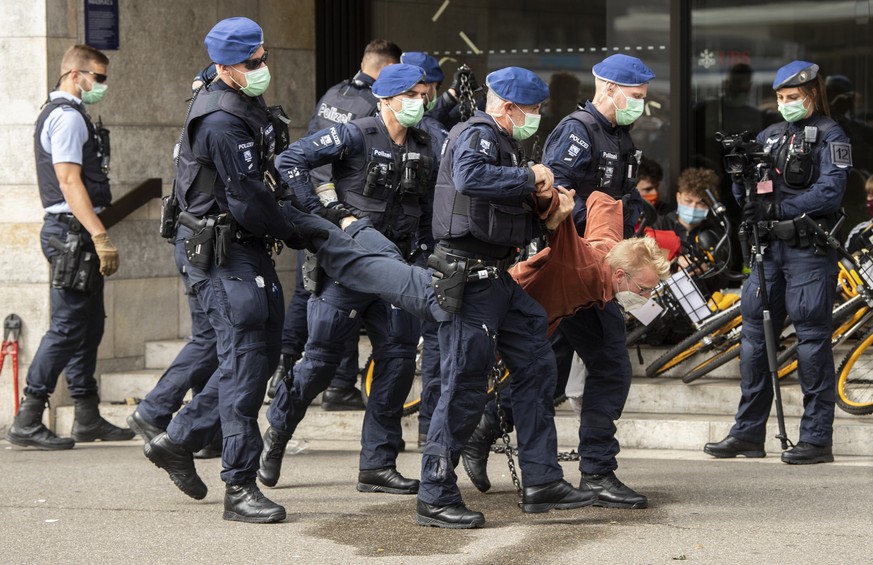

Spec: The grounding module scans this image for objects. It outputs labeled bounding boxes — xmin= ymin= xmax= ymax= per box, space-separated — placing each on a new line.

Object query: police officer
xmin=6 ymin=44 xmax=133 ymax=450
xmin=260 ymin=64 xmax=435 ymax=494
xmin=398 ymin=52 xmax=450 ymax=449
xmin=270 ymin=39 xmax=403 ymax=408
xmin=419 ymin=66 xmax=595 ymax=529
xmin=705 ymin=61 xmax=851 ymax=464
xmin=142 ymin=17 xmax=297 ymax=523
xmin=461 ymin=54 xmax=653 ymax=510
xmin=127 ymin=70 xmax=222 ymax=460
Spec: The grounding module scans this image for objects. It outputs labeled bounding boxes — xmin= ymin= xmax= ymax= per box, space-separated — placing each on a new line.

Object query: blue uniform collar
xmin=583 ymin=100 xmax=619 ymax=133
xmin=50 ymin=90 xmax=83 ymax=105
xmin=353 ymin=71 xmax=376 ymax=87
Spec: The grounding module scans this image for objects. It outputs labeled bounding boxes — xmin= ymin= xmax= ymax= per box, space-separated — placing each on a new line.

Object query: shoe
xmin=257 ymin=427 xmax=291 ymax=487
xmin=267 ymin=353 xmax=294 ymax=400
xmin=704 ymin=435 xmax=766 ymax=459
xmin=6 ymin=395 xmax=75 ymax=450
xmin=417 ymin=433 xmax=427 ymax=452
xmin=194 ymin=435 xmax=223 ymax=460
xmin=71 ymin=394 xmax=135 ymax=442
xmin=522 ymin=479 xmax=597 ymax=513
xmin=460 ymin=414 xmax=499 ymax=493
xmin=580 ymin=472 xmax=648 ymax=509
xmin=357 ymin=468 xmax=419 ymax=494
xmin=781 ymin=442 xmax=834 ymax=465
xmin=321 ymin=387 xmax=365 ymax=411
xmin=126 ymin=408 xmax=165 ymax=443
xmin=415 ymin=499 xmax=485 ymax=529
xmin=224 ymin=481 xmax=286 ymax=523
xmin=143 ymin=432 xmax=207 ymax=500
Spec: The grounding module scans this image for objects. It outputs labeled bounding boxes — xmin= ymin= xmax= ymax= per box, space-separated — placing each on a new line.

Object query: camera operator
xmin=704 ymin=61 xmax=852 ymax=465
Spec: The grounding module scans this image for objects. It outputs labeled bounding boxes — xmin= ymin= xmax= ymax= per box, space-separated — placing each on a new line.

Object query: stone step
xmin=144 ymin=339 xmax=189 ymax=370
xmin=97 ymin=369 xmax=192 ymax=404
xmin=53 ymin=402 xmax=873 ymax=457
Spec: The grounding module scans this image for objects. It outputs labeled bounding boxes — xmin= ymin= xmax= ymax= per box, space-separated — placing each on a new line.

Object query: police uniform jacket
xmin=431 ymin=110 xmax=544 ymax=256
xmin=542 ymin=100 xmax=643 ymax=236
xmin=731 ymin=112 xmax=851 ymax=219
xmin=277 ymin=114 xmax=436 ymax=244
xmin=174 ymin=80 xmax=294 ymax=241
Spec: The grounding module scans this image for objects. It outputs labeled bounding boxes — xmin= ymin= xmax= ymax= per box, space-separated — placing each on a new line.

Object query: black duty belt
xmin=435 ymin=244 xmax=517 ymax=275
xmin=45 ymin=213 xmax=81 ymax=230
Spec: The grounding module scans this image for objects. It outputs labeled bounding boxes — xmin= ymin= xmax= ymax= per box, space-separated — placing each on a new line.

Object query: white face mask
xmin=614 ymin=274 xmax=651 ymax=311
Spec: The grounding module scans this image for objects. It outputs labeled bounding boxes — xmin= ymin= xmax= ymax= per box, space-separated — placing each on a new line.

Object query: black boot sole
xmin=461 ymin=456 xmax=491 ymax=493
xmin=143 ymin=442 xmax=207 ymax=500
xmin=781 ymin=454 xmax=834 ymax=465
xmin=6 ymin=433 xmax=74 ymax=451
xmin=356 ymin=481 xmax=418 ymax=495
xmin=591 ymin=498 xmax=648 ymax=509
xmin=415 ymin=514 xmax=484 ymax=529
xmin=71 ymin=429 xmax=136 ymax=442
xmin=223 ymin=509 xmax=287 ymax=523
xmin=703 ymin=446 xmax=766 ymax=458
xmin=521 ymin=491 xmax=597 ymax=514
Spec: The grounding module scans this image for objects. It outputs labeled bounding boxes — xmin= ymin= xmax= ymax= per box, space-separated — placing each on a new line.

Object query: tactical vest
xmin=335 ymin=116 xmax=433 ymax=241
xmin=432 ymin=115 xmax=533 ymax=248
xmin=175 ymin=86 xmax=275 ymax=216
xmin=762 ymin=115 xmax=838 ymax=200
xmin=310 ymin=73 xmax=379 ymax=134
xmin=34 ymin=98 xmax=111 ymax=209
xmin=565 ymin=109 xmax=639 ymax=198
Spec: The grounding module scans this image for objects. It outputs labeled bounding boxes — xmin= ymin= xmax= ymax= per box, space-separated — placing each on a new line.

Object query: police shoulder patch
xmin=237 ymin=140 xmax=258 ymax=175
xmin=560 ymin=130 xmax=591 ymax=165
xmin=830 ymin=142 xmax=853 ymax=168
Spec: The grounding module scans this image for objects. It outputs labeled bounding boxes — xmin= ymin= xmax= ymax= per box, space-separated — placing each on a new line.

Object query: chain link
xmin=491 ymin=363 xmax=523 ymax=502
xmin=457 ymin=65 xmax=475 ymax=122
xmin=492 ymin=444 xmax=580 ymax=462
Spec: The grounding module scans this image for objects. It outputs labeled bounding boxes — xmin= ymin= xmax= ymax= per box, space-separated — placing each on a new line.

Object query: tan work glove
xmin=92 ymin=232 xmax=119 ymax=276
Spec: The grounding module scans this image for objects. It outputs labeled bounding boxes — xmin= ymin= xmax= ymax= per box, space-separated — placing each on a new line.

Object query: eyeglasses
xmin=241 ymin=50 xmax=269 ymax=71
xmin=78 ymin=70 xmax=107 ymax=83
xmin=626 ymin=273 xmax=658 ymax=295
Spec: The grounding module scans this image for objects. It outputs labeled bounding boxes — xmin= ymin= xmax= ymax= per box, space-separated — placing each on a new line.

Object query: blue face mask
xmin=677 ymin=204 xmax=708 ymax=225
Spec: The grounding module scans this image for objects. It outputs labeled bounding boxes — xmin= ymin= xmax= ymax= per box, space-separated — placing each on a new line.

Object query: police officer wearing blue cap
xmin=400 ymin=52 xmax=451 ymax=450
xmin=461 ymin=54 xmax=655 ymax=510
xmin=705 ymin=61 xmax=851 ymax=465
xmin=142 ymin=16 xmax=302 ymax=523
xmin=419 ymin=66 xmax=594 ymax=529
xmin=259 ymin=63 xmax=436 ymax=495
xmin=269 ymin=40 xmax=404 ymax=410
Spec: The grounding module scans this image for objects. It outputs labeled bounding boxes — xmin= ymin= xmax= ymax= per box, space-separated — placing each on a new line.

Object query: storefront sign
xmin=85 ymin=0 xmax=119 ymax=50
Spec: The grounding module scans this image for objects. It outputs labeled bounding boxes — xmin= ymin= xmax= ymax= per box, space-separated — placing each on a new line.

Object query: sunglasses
xmin=78 ymin=69 xmax=107 ymax=83
xmin=241 ymin=50 xmax=269 ymax=71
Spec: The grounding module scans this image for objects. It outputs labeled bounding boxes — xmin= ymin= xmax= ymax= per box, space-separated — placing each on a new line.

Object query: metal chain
xmin=492 ymin=444 xmax=580 ymax=462
xmin=457 ymin=65 xmax=475 ymax=122
xmin=491 ymin=363 xmax=523 ymax=502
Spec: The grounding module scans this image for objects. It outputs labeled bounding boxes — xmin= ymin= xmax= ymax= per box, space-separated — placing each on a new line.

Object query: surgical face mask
xmin=614 ymin=276 xmax=651 ymax=311
xmin=231 ymin=65 xmax=271 ymax=97
xmin=639 ymin=189 xmax=659 ymax=205
xmin=79 ymin=81 xmax=107 ymax=104
xmin=509 ymin=104 xmax=541 ymax=140
xmin=390 ymin=96 xmax=425 ymax=127
xmin=677 ymin=203 xmax=708 ymax=225
xmin=778 ymin=98 xmax=809 ymax=123
xmin=612 ymin=86 xmax=645 ymax=126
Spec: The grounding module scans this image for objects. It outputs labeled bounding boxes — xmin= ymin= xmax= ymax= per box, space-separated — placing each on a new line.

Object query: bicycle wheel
xmin=625 ymin=322 xmax=650 ymax=347
xmin=681 ymin=338 xmax=741 ymax=383
xmin=645 ymin=302 xmax=743 ymax=378
xmin=835 ymin=326 xmax=873 ymax=415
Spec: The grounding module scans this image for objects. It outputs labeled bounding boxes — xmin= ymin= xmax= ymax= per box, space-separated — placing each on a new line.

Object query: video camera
xmin=715 ymin=130 xmax=770 ymax=180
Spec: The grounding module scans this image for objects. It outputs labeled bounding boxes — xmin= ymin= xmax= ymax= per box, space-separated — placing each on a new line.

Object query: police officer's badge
xmin=561 ymin=131 xmax=590 ymax=165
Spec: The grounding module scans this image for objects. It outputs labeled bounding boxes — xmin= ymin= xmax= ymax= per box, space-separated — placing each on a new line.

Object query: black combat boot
xmin=257 ymin=427 xmax=292 ymax=487
xmin=224 ymin=481 xmax=286 ymax=523
xmin=6 ymin=395 xmax=75 ymax=450
xmin=460 ymin=413 xmax=499 ymax=493
xmin=71 ymin=394 xmax=135 ymax=442
xmin=144 ymin=432 xmax=208 ymax=500
xmin=267 ymin=353 xmax=295 ymax=400
xmin=321 ymin=387 xmax=365 ymax=411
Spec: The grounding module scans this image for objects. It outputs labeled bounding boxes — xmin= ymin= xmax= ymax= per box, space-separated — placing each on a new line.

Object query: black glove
xmin=450 ymin=66 xmax=480 ymax=94
xmin=620 ymin=193 xmax=636 ymax=224
xmin=314 ymin=201 xmax=353 ymax=227
xmin=742 ymin=200 xmax=779 ymax=223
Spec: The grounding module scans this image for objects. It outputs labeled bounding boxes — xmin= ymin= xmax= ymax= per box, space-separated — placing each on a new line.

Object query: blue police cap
xmin=400 ymin=52 xmax=444 ymax=84
xmin=205 ymin=17 xmax=264 ymax=65
xmin=372 ymin=64 xmax=426 ymax=98
xmin=772 ymin=60 xmax=819 ymax=90
xmin=485 ymin=67 xmax=549 ymax=106
xmin=592 ymin=54 xmax=655 ymax=87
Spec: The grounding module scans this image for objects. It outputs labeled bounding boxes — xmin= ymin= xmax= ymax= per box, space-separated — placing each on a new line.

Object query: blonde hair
xmin=865 ymin=175 xmax=873 ymax=199
xmin=60 ymin=44 xmax=109 ymax=74
xmin=606 ymin=237 xmax=671 ymax=280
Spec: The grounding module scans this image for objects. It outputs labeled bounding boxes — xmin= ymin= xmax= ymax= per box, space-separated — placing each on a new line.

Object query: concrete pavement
xmin=1 ymin=438 xmax=871 ymax=564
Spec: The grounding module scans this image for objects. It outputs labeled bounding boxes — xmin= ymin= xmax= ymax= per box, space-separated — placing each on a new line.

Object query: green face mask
xmin=613 ymin=86 xmax=644 ymax=126
xmin=509 ymin=104 xmax=541 ymax=141
xmin=391 ymin=97 xmax=425 ymax=127
xmin=80 ymin=81 xmax=107 ymax=104
xmin=778 ymin=98 xmax=809 ymax=122
xmin=232 ymin=65 xmax=271 ymax=97
xmin=426 ymin=94 xmax=438 ymax=112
